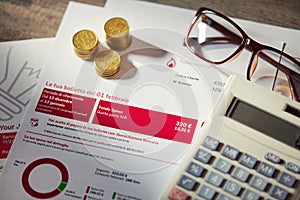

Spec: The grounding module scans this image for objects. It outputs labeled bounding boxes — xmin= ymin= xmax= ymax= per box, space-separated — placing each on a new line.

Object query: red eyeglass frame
xmin=185 ymin=7 xmax=300 ymax=102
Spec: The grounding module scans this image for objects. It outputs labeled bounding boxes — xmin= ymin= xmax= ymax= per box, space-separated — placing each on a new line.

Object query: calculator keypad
xmin=277 ymin=171 xmax=296 ymax=187
xmin=177 ymin=175 xmax=197 ymax=191
xmin=221 ymin=145 xmax=240 ymax=160
xmin=231 ymin=166 xmax=250 ymax=182
xmin=249 ymin=175 xmax=268 ymax=191
xmin=186 ymin=162 xmax=204 ymax=177
xmin=257 ymin=162 xmax=276 ymax=177
xmin=194 ymin=149 xmax=212 ymax=164
xmin=213 ymin=158 xmax=232 ymax=173
xmin=205 ymin=171 xmax=224 ymax=187
xmin=238 ymin=153 xmax=257 ymax=169
xmin=269 ymin=185 xmax=289 ymax=200
xmin=168 ymin=136 xmax=299 ymax=200
xmin=197 ymin=184 xmax=216 ymax=199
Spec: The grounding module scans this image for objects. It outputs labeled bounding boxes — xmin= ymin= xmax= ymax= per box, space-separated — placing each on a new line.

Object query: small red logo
xmin=30 ymin=118 xmax=39 ymax=127
xmin=167 ymin=58 xmax=176 ymax=68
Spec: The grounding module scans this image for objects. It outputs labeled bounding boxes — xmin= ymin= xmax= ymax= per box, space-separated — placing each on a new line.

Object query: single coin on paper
xmin=94 ymin=49 xmax=121 ymax=77
xmin=104 ymin=17 xmax=132 ymax=50
xmin=72 ymin=29 xmax=99 ymax=60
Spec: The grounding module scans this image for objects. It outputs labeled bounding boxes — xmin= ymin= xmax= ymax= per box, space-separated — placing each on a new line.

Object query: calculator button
xmin=285 ymin=162 xmax=300 ymax=174
xmin=194 ymin=149 xmax=212 ymax=164
xmin=213 ymin=158 xmax=232 ymax=173
xmin=257 ymin=162 xmax=276 ymax=177
xmin=168 ymin=188 xmax=189 ymax=200
xmin=186 ymin=162 xmax=204 ymax=177
xmin=216 ymin=194 xmax=233 ymax=200
xmin=277 ymin=171 xmax=296 ymax=187
xmin=202 ymin=136 xmax=219 ymax=151
xmin=231 ymin=167 xmax=250 ymax=182
xmin=221 ymin=145 xmax=240 ymax=160
xmin=197 ymin=184 xmax=216 ymax=200
xmin=265 ymin=152 xmax=281 ymax=164
xmin=249 ymin=175 xmax=268 ymax=191
xmin=241 ymin=189 xmax=260 ymax=200
xmin=239 ymin=153 xmax=257 ymax=169
xmin=269 ymin=185 xmax=289 ymax=200
xmin=177 ymin=175 xmax=196 ymax=191
xmin=205 ymin=171 xmax=224 ymax=187
xmin=223 ymin=180 xmax=242 ymax=196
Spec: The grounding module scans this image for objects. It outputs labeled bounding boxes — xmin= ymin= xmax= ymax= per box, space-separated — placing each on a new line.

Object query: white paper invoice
xmin=0 ymin=38 xmax=54 ymax=173
xmin=1 ymin=0 xmax=299 ymax=199
xmin=0 ymin=2 xmax=223 ymax=200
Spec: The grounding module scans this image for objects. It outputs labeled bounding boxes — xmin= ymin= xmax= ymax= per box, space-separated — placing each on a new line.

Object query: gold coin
xmin=95 ymin=67 xmax=120 ymax=78
xmin=94 ymin=65 xmax=120 ymax=77
xmin=104 ymin=17 xmax=131 ymax=51
xmin=73 ymin=40 xmax=99 ymax=55
xmin=72 ymin=30 xmax=98 ymax=52
xmin=106 ymin=34 xmax=132 ymax=51
xmin=74 ymin=48 xmax=98 ymax=60
xmin=94 ymin=50 xmax=120 ymax=77
xmin=104 ymin=17 xmax=129 ymax=38
xmin=95 ymin=64 xmax=120 ymax=73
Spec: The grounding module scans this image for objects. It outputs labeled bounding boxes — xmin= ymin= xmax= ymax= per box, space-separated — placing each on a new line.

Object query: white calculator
xmin=161 ymin=75 xmax=300 ymax=200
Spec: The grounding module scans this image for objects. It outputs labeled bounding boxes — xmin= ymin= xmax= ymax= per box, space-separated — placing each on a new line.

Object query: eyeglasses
xmin=185 ymin=7 xmax=300 ymax=102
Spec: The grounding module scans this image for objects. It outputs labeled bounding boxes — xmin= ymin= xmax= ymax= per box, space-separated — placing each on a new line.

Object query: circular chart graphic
xmin=22 ymin=158 xmax=68 ymax=199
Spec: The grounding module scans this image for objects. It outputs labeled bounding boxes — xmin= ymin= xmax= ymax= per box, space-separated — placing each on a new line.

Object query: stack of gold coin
xmin=104 ymin=17 xmax=131 ymax=51
xmin=94 ymin=49 xmax=121 ymax=78
xmin=72 ymin=29 xmax=99 ymax=60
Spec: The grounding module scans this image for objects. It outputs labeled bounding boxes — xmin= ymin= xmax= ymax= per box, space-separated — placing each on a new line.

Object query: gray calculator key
xmin=223 ymin=180 xmax=241 ymax=196
xmin=178 ymin=175 xmax=196 ymax=191
xmin=231 ymin=167 xmax=250 ymax=182
xmin=249 ymin=175 xmax=268 ymax=191
xmin=241 ymin=189 xmax=260 ymax=200
xmin=269 ymin=185 xmax=289 ymax=200
xmin=186 ymin=162 xmax=204 ymax=177
xmin=285 ymin=162 xmax=300 ymax=174
xmin=257 ymin=162 xmax=276 ymax=177
xmin=216 ymin=194 xmax=233 ymax=200
xmin=265 ymin=152 xmax=281 ymax=164
xmin=194 ymin=149 xmax=212 ymax=164
xmin=205 ymin=171 xmax=224 ymax=187
xmin=221 ymin=145 xmax=240 ymax=160
xmin=197 ymin=184 xmax=216 ymax=200
xmin=239 ymin=153 xmax=257 ymax=169
xmin=213 ymin=158 xmax=232 ymax=173
xmin=202 ymin=136 xmax=219 ymax=150
xmin=277 ymin=171 xmax=296 ymax=187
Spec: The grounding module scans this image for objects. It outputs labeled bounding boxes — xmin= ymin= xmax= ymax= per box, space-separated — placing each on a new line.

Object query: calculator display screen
xmin=226 ymin=98 xmax=300 ymax=150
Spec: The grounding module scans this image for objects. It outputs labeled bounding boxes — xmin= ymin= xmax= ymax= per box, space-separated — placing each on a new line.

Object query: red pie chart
xmin=22 ymin=158 xmax=68 ymax=199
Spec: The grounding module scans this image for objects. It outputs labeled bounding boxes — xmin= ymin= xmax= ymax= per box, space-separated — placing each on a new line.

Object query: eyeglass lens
xmin=252 ymin=48 xmax=291 ymax=98
xmin=186 ymin=13 xmax=243 ymax=63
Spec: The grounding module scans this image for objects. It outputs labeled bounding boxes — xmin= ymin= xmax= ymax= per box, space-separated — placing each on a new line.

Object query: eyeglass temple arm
xmin=289 ymin=72 xmax=300 ymax=102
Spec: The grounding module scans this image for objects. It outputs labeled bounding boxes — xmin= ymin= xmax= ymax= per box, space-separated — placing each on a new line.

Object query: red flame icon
xmin=30 ymin=118 xmax=39 ymax=127
xmin=167 ymin=58 xmax=176 ymax=68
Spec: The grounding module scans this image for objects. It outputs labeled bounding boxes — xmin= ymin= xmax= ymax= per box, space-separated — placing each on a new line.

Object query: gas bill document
xmin=0 ymin=2 xmax=225 ymax=200
xmin=0 ymin=38 xmax=54 ymax=173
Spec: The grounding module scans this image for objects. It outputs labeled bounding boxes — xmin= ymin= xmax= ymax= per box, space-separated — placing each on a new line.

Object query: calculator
xmin=161 ymin=75 xmax=300 ymax=200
